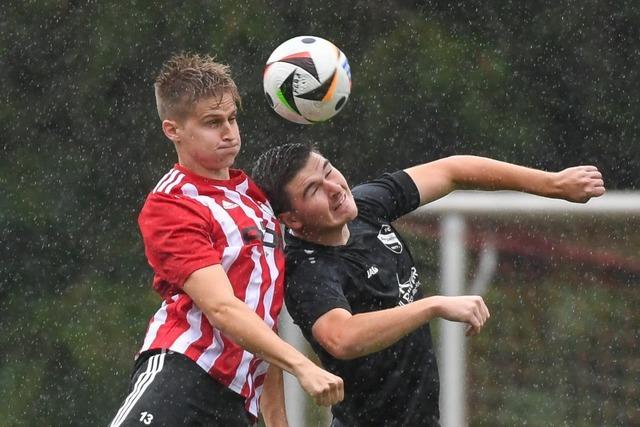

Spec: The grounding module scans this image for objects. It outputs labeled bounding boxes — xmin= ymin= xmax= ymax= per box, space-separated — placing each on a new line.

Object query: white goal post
xmin=280 ymin=191 xmax=640 ymax=427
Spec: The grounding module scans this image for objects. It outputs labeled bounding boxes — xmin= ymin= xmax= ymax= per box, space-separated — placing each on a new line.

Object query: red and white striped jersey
xmin=137 ymin=163 xmax=285 ymax=417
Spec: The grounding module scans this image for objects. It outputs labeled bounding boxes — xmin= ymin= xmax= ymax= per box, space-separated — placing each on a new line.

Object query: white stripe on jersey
xmin=153 ymin=169 xmax=179 ymax=193
xmin=163 ymin=173 xmax=185 ymax=193
xmin=260 ymin=261 xmax=278 ymax=327
xmin=195 ymin=328 xmax=225 ymax=374
xmin=171 ymin=302 xmax=203 ymax=353
xmin=157 ymin=169 xmax=182 ymax=193
xmin=254 ymin=218 xmax=280 ymax=328
xmin=247 ymin=359 xmax=270 ymax=416
xmin=229 ymin=245 xmax=264 ymax=393
xmin=243 ymin=246 xmax=264 ymax=313
xmin=110 ymin=351 xmax=166 ymax=427
xmin=235 ymin=176 xmax=249 ymax=194
xmin=250 ymin=384 xmax=262 ymax=416
xmin=229 ymin=350 xmax=255 ymax=395
xmin=192 ymin=195 xmax=242 ymax=271
xmin=140 ymin=297 xmax=173 ymax=351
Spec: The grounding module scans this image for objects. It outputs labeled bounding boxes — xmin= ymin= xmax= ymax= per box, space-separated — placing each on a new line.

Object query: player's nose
xmin=220 ymin=120 xmax=235 ymax=138
xmin=324 ymin=178 xmax=342 ymax=194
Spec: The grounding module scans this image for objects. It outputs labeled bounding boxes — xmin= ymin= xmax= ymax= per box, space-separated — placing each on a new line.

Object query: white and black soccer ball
xmin=263 ymin=36 xmax=351 ymax=124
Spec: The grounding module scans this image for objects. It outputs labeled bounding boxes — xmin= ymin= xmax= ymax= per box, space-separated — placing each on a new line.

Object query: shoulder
xmin=140 ymin=167 xmax=216 ymax=220
xmin=352 ymin=171 xmax=420 ymax=222
xmin=352 ymin=170 xmax=418 ymax=202
xmin=139 ymin=189 xmax=213 ymax=234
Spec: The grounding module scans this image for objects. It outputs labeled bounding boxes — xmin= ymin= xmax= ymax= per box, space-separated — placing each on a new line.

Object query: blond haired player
xmin=109 ymin=55 xmax=342 ymax=427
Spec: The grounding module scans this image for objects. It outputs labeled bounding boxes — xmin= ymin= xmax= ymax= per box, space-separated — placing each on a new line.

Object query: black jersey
xmin=285 ymin=171 xmax=440 ymax=427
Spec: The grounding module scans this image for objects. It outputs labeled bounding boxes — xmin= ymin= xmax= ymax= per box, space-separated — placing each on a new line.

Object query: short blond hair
xmin=154 ymin=53 xmax=241 ymax=121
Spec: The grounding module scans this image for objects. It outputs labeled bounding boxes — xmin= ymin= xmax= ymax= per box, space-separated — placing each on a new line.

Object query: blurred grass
xmin=398 ymin=215 xmax=640 ymax=426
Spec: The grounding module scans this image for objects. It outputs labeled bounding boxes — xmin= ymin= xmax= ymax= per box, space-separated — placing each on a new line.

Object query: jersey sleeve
xmin=284 ymin=256 xmax=352 ymax=332
xmin=138 ymin=193 xmax=221 ymax=288
xmin=352 ymin=170 xmax=421 ymax=222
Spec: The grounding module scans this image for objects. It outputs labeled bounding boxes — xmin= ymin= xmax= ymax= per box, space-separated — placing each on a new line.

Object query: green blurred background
xmin=1 ymin=1 xmax=638 ymax=425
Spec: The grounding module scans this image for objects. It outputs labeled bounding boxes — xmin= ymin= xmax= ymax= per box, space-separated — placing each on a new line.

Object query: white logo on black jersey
xmin=377 ymin=224 xmax=403 ymax=254
xmin=366 ymin=266 xmax=379 ymax=278
xmin=397 ymin=267 xmax=420 ymax=306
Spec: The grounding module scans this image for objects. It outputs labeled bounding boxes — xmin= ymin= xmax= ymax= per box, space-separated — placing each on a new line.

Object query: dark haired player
xmin=252 ymin=144 xmax=605 ymax=426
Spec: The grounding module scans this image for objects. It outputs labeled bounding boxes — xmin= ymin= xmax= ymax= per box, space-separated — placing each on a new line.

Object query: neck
xmin=295 ymin=224 xmax=350 ymax=246
xmin=178 ymin=159 xmax=230 ymax=180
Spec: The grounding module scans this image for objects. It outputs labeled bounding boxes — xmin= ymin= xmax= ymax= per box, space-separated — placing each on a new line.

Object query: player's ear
xmin=162 ymin=119 xmax=180 ymax=144
xmin=279 ymin=211 xmax=302 ymax=231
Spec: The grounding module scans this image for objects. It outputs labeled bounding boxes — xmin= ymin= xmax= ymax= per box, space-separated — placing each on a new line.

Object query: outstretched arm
xmin=183 ymin=265 xmax=344 ymax=407
xmin=404 ymin=155 xmax=605 ymax=206
xmin=311 ymin=295 xmax=490 ymax=360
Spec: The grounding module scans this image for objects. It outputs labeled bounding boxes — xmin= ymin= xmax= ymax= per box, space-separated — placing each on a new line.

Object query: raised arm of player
xmin=183 ymin=265 xmax=344 ymax=407
xmin=404 ymin=155 xmax=605 ymax=206
xmin=311 ymin=295 xmax=490 ymax=360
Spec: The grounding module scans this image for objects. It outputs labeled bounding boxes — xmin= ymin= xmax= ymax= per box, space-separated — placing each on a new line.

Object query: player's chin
xmin=217 ymin=148 xmax=241 ymax=166
xmin=335 ymin=205 xmax=357 ymax=224
xmin=343 ymin=199 xmax=358 ymax=220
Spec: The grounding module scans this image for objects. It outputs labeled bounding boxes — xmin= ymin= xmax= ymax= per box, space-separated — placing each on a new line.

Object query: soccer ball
xmin=263 ymin=36 xmax=351 ymax=124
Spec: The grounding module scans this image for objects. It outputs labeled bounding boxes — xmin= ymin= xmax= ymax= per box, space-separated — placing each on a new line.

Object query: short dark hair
xmin=252 ymin=143 xmax=317 ymax=215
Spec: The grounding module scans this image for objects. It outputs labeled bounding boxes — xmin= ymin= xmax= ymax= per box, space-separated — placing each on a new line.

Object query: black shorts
xmin=109 ymin=350 xmax=253 ymax=427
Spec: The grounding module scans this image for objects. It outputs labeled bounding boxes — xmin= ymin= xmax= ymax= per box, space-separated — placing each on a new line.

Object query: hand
xmin=434 ymin=295 xmax=490 ymax=336
xmin=554 ymin=165 xmax=605 ymax=203
xmin=295 ymin=362 xmax=344 ymax=407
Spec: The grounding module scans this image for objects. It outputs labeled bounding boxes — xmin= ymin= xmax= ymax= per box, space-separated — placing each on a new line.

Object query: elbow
xmin=322 ymin=337 xmax=363 ymax=361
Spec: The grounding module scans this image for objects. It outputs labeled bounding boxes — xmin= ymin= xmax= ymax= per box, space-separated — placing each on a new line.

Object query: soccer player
xmin=109 ymin=55 xmax=343 ymax=427
xmin=252 ymin=143 xmax=605 ymax=427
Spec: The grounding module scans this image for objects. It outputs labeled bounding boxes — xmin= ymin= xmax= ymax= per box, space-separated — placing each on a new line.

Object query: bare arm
xmin=260 ymin=364 xmax=289 ymax=427
xmin=183 ymin=265 xmax=344 ymax=406
xmin=312 ymin=295 xmax=490 ymax=360
xmin=404 ymin=155 xmax=605 ymax=206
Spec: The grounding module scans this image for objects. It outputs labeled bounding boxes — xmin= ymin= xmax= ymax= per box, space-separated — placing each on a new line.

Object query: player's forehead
xmin=286 ymin=152 xmax=330 ymax=195
xmin=193 ymin=92 xmax=237 ymax=118
xmin=297 ymin=152 xmax=329 ymax=179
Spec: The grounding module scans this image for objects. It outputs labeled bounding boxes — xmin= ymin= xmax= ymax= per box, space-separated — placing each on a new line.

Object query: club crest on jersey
xmin=222 ymin=200 xmax=239 ymax=209
xmin=377 ymin=224 xmax=403 ymax=253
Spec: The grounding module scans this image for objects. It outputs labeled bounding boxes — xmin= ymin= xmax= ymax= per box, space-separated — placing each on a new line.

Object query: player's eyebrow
xmin=201 ymin=108 xmax=236 ymax=120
